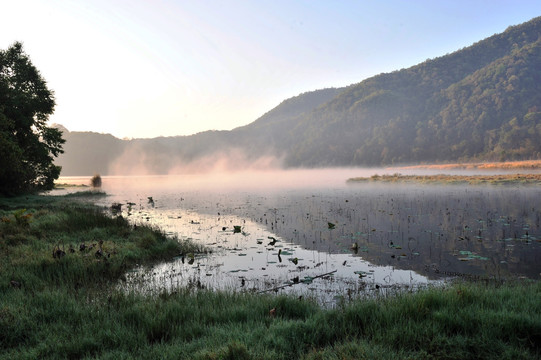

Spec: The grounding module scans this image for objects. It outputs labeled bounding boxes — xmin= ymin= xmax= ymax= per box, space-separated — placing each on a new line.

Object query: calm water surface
xmin=55 ymin=168 xmax=541 ymax=305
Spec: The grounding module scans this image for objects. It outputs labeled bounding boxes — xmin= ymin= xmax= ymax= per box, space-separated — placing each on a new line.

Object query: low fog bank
xmin=90 ymin=168 xmax=380 ymax=193
xmin=57 ymin=167 xmax=395 ymax=194
xmin=100 ymin=144 xmax=397 ymax=191
xmin=57 ymin=142 xmax=541 ymax=193
xmin=108 ymin=146 xmax=285 ymax=176
xmin=106 ymin=145 xmax=541 ymax=178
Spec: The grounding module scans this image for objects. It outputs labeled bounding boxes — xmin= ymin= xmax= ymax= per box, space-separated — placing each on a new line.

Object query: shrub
xmin=90 ymin=174 xmax=102 ymax=188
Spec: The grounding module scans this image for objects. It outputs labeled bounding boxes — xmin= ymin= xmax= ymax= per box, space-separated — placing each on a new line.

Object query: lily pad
xmin=458 ymin=250 xmax=489 ymax=261
xmin=354 ymin=270 xmax=372 ymax=278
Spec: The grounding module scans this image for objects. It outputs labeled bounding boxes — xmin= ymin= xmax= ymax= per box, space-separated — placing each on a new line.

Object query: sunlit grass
xmin=392 ymin=159 xmax=541 ymax=170
xmin=349 ymin=173 xmax=541 ymax=185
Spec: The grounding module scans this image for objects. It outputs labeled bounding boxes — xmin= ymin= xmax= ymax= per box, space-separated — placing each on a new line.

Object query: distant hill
xmin=54 ymin=88 xmax=342 ymax=175
xmin=55 ymin=16 xmax=541 ymax=175
xmin=53 ymin=125 xmax=124 ymax=176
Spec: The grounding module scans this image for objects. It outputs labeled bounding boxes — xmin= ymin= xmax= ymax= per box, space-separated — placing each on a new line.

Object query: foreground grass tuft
xmin=1 ymin=194 xmax=540 ymax=359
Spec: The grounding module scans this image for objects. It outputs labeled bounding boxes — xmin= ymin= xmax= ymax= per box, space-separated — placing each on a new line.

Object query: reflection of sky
xmin=118 ymin=208 xmax=432 ymax=306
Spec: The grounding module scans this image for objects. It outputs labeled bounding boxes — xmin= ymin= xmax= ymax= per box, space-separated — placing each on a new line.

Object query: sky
xmin=2 ymin=0 xmax=541 ymax=139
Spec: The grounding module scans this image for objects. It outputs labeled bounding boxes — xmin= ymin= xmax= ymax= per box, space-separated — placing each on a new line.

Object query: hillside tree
xmin=0 ymin=42 xmax=64 ymax=195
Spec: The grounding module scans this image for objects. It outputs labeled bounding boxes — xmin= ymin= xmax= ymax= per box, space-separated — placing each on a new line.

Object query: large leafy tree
xmin=0 ymin=42 xmax=64 ymax=195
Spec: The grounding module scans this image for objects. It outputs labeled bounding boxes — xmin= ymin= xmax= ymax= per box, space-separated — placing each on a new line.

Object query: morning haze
xmin=55 ymin=16 xmax=541 ymax=176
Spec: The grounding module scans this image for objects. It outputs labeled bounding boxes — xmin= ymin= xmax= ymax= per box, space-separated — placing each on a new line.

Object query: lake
xmin=54 ymin=168 xmax=541 ymax=306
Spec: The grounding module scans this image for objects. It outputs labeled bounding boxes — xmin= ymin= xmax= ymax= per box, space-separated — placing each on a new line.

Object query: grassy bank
xmin=391 ymin=159 xmax=541 ymax=170
xmin=1 ymin=194 xmax=540 ymax=359
xmin=348 ymin=173 xmax=541 ymax=185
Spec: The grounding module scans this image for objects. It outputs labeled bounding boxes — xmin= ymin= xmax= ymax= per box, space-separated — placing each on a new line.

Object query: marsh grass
xmin=62 ymin=189 xmax=107 ymax=197
xmin=1 ymin=195 xmax=540 ymax=359
xmin=0 ymin=194 xmax=198 ymax=290
xmin=394 ymin=159 xmax=541 ymax=171
xmin=349 ymin=173 xmax=541 ymax=185
xmin=54 ymin=182 xmax=90 ymax=189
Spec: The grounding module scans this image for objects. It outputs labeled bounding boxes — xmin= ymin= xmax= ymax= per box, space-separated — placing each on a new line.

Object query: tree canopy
xmin=0 ymin=42 xmax=64 ymax=195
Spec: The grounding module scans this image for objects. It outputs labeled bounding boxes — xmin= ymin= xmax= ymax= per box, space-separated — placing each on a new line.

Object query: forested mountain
xmin=55 ymin=16 xmax=541 ymax=175
xmin=282 ymin=16 xmax=541 ymax=166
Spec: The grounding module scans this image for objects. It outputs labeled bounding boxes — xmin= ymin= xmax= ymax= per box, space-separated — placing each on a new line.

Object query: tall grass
xmin=0 ymin=195 xmax=198 ymax=291
xmin=1 ymin=282 xmax=539 ymax=359
xmin=1 ymin=195 xmax=540 ymax=359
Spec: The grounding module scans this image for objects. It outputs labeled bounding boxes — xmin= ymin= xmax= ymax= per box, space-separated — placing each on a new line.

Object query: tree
xmin=0 ymin=42 xmax=64 ymax=195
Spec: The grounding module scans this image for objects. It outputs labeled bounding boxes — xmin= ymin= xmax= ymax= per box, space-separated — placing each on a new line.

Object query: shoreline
xmin=387 ymin=159 xmax=541 ymax=171
xmin=348 ymin=173 xmax=541 ymax=185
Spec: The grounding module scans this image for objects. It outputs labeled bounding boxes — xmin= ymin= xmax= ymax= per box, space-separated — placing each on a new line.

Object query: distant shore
xmin=348 ymin=173 xmax=541 ymax=185
xmin=387 ymin=159 xmax=541 ymax=171
xmin=348 ymin=160 xmax=541 ymax=185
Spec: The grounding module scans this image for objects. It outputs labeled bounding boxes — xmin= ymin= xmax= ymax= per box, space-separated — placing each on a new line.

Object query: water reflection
xmin=54 ymin=169 xmax=541 ymax=304
xmin=118 ymin=209 xmax=431 ymax=306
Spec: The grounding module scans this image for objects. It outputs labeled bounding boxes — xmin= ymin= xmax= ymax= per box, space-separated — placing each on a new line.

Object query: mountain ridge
xmin=54 ymin=16 xmax=541 ymax=175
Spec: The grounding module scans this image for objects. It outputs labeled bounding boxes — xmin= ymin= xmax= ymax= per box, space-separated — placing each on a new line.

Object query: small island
xmin=348 ymin=173 xmax=541 ymax=185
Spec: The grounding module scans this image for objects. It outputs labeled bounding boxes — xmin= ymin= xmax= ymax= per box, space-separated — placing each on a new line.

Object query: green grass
xmin=1 ymin=194 xmax=540 ymax=359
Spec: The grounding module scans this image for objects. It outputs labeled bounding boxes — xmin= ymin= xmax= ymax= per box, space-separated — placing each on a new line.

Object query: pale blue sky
xmin=2 ymin=0 xmax=541 ymax=138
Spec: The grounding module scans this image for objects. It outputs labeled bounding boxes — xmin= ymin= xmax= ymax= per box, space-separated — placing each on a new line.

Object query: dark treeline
xmin=56 ymin=16 xmax=541 ymax=175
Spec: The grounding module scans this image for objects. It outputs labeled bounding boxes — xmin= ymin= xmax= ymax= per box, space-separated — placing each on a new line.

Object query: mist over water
xmin=106 ymin=145 xmax=285 ymax=176
xmin=56 ymin=168 xmax=541 ymax=304
xmin=61 ymin=168 xmax=375 ymax=193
